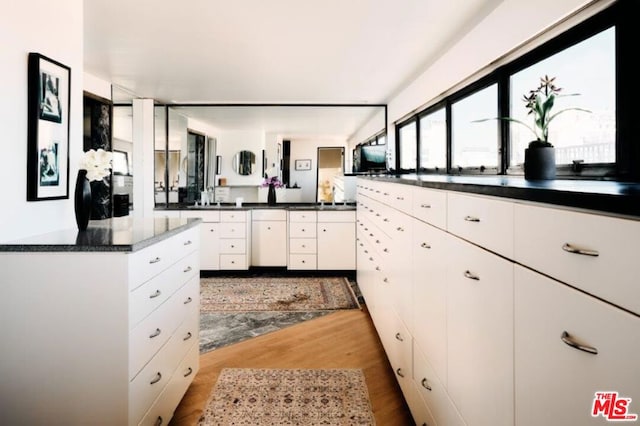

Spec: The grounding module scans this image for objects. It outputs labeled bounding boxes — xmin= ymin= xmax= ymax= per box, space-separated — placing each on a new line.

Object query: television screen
xmin=360 ymin=144 xmax=386 ymax=171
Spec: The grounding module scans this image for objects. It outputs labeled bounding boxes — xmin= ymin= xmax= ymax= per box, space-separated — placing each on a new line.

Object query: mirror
xmin=232 ymin=150 xmax=257 ymax=176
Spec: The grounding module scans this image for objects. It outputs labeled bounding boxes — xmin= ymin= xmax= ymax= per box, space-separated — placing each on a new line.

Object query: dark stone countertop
xmin=361 ymin=174 xmax=640 ymax=219
xmin=0 ymin=216 xmax=201 ymax=253
xmin=160 ymin=202 xmax=357 ymax=212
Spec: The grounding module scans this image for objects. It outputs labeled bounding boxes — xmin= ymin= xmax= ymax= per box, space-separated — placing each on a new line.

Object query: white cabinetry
xmin=289 ymin=210 xmax=317 ymax=270
xmin=251 ymin=209 xmax=287 ymax=266
xmin=0 ymin=222 xmax=200 ymax=425
xmin=317 ymin=210 xmax=356 ymax=270
xmin=219 ymin=210 xmax=251 ymax=270
xmin=181 ymin=210 xmax=220 ymax=270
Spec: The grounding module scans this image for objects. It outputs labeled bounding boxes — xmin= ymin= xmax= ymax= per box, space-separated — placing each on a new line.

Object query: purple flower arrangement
xmin=262 ymin=174 xmax=285 ymax=188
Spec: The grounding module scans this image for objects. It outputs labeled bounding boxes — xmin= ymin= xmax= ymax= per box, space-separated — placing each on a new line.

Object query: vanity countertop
xmin=160 ymin=202 xmax=357 ymax=212
xmin=0 ymin=216 xmax=201 ymax=253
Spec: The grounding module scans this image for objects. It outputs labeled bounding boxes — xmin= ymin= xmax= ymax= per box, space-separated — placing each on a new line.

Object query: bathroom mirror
xmin=232 ymin=150 xmax=257 ymax=175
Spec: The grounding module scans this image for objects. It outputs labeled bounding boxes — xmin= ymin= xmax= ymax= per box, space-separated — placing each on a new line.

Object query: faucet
xmin=331 ymin=186 xmax=335 ymax=206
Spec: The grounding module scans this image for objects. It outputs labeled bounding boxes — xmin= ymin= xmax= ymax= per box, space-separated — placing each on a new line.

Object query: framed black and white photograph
xmin=295 ymin=159 xmax=311 ymax=171
xmin=27 ymin=52 xmax=71 ymax=201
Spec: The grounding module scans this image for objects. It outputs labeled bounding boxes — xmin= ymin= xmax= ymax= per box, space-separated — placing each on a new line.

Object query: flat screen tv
xmin=356 ymin=144 xmax=386 ymax=172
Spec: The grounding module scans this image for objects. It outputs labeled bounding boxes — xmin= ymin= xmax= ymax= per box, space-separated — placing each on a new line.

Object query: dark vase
xmin=267 ymin=183 xmax=276 ymax=205
xmin=524 ymin=146 xmax=556 ymax=180
xmin=74 ymin=170 xmax=92 ymax=231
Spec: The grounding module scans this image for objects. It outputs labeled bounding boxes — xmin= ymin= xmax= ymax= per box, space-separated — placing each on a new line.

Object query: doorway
xmin=316 ymin=147 xmax=344 ymax=203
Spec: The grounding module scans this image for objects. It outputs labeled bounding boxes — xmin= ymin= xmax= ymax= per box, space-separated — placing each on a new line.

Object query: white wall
xmin=216 ymin=130 xmax=265 ymax=186
xmin=289 ymin=138 xmax=347 ymax=203
xmin=0 ymin=0 xmax=84 ymax=242
xmin=84 ymin=72 xmax=111 ymax=101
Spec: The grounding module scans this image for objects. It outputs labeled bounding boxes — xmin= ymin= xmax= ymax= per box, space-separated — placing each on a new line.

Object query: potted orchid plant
xmin=262 ymin=173 xmax=284 ymax=205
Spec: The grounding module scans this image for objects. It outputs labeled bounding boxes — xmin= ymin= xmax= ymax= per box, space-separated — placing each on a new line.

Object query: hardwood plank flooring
xmin=170 ymin=306 xmax=415 ymax=425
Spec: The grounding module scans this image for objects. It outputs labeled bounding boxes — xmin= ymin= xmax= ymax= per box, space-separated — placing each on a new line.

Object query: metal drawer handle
xmin=369 ymin=257 xmax=373 ymax=261
xmin=421 ymin=242 xmax=431 ymax=249
xmin=396 ymin=368 xmax=405 ymax=378
xmin=184 ymin=240 xmax=192 ymax=246
xmin=184 ymin=367 xmax=193 ymax=377
xmin=383 ymin=218 xmax=389 ymax=222
xmin=149 ymin=289 xmax=161 ymax=299
xmin=183 ymin=332 xmax=192 ymax=341
xmin=184 ymin=296 xmax=193 ymax=304
xmin=383 ymin=277 xmax=389 ymax=283
xmin=383 ymin=248 xmax=389 ymax=253
xmin=396 ymin=227 xmax=404 ymax=232
xmin=464 ymin=216 xmax=480 ymax=222
xmin=150 ymin=372 xmax=162 ymax=385
xmin=375 ymin=266 xmax=380 ymax=271
xmin=183 ymin=266 xmax=192 ymax=273
xmin=149 ymin=328 xmax=161 ymax=338
xmin=383 ymin=192 xmax=389 ymax=196
xmin=149 ymin=257 xmax=161 ymax=264
xmin=561 ymin=331 xmax=598 ymax=355
xmin=464 ymin=270 xmax=480 ymax=281
xmin=267 ymin=227 xmax=271 ymax=230
xmin=421 ymin=378 xmax=432 ymax=391
xmin=395 ymin=332 xmax=403 ymax=342
xmin=155 ymin=416 xmax=163 ymax=426
xmin=421 ymin=204 xmax=431 ymax=209
xmin=562 ymin=243 xmax=599 ymax=257
xmin=397 ymin=196 xmax=404 ymax=200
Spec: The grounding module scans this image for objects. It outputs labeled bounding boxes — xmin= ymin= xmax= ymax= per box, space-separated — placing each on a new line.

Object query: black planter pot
xmin=267 ymin=184 xmax=276 ymax=205
xmin=74 ymin=170 xmax=92 ymax=231
xmin=524 ymin=146 xmax=556 ymax=180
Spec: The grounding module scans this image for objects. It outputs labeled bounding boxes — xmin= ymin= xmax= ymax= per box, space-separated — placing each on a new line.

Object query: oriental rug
xmin=197 ymin=368 xmax=376 ymax=425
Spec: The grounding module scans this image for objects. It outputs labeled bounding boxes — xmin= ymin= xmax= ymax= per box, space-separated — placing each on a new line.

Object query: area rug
xmin=198 ymin=368 xmax=376 ymax=425
xmin=200 ymin=276 xmax=360 ymax=312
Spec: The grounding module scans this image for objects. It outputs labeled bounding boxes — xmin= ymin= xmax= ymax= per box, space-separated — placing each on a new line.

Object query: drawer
xmin=289 ymin=254 xmax=317 ymax=269
xmin=412 ymin=186 xmax=447 ymax=229
xmin=130 ymin=251 xmax=199 ymax=328
xmin=447 ymin=191 xmax=514 ymax=259
xmin=220 ymin=222 xmax=246 ymax=238
xmin=381 ymin=182 xmax=413 ymax=215
xmin=180 ymin=210 xmax=220 ymax=222
xmin=289 ymin=222 xmax=316 ymax=238
xmin=514 ymin=203 xmax=640 ymax=316
xmin=514 ymin=265 xmax=640 ymax=426
xmin=220 ymin=210 xmax=247 ymax=223
xmin=219 ymin=238 xmax=246 ymax=254
xmin=252 ymin=209 xmax=287 ymax=221
xmin=289 ymin=210 xmax=317 ymax=222
xmin=289 ymin=238 xmax=316 ymax=254
xmin=220 ymin=254 xmax=247 ymax=270
xmin=317 ymin=210 xmax=356 ymax=223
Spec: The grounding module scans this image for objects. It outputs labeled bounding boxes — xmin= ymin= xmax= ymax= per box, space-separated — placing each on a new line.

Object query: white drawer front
xmin=252 ymin=209 xmax=287 ymax=221
xmin=412 ymin=186 xmax=447 ymax=229
xmin=220 ymin=210 xmax=247 ymax=223
xmin=289 ymin=238 xmax=316 ymax=254
xmin=220 ymin=222 xmax=246 ymax=239
xmin=219 ymin=238 xmax=246 ymax=254
xmin=220 ymin=254 xmax=247 ymax=270
xmin=381 ymin=182 xmax=413 ymax=215
xmin=514 ymin=203 xmax=640 ymax=315
xmin=289 ymin=254 xmax=317 ymax=269
xmin=317 ymin=210 xmax=356 ymax=223
xmin=289 ymin=210 xmax=317 ymax=222
xmin=447 ymin=192 xmax=514 ymax=258
xmin=289 ymin=222 xmax=317 ymax=238
xmin=180 ymin=210 xmax=220 ymax=222
xmin=514 ymin=266 xmax=640 ymax=426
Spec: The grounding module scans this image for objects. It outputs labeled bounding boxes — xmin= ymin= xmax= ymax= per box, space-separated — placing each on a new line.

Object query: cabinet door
xmin=447 ymin=235 xmax=514 ymax=426
xmin=251 ymin=221 xmax=287 ymax=266
xmin=199 ymin=223 xmax=219 ymax=270
xmin=317 ymin=222 xmax=355 ymax=270
xmin=515 ymin=265 xmax=640 ymax=426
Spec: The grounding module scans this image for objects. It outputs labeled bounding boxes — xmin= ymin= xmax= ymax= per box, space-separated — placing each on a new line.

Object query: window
xmin=452 ymin=84 xmax=498 ymax=170
xmin=418 ymin=107 xmax=446 ymax=171
xmin=509 ymin=27 xmax=615 ymax=168
xmin=398 ymin=120 xmax=417 ymax=171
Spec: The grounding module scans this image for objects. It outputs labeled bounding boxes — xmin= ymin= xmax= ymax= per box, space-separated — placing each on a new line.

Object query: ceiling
xmin=85 ymin=0 xmax=501 ymax=138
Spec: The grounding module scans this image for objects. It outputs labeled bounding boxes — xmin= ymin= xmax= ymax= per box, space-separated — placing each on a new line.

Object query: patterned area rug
xmin=200 ymin=276 xmax=360 ymax=312
xmin=198 ymin=368 xmax=376 ymax=425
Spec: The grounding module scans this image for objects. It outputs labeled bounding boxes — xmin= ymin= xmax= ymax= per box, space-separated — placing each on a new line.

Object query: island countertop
xmin=0 ymin=216 xmax=201 ymax=253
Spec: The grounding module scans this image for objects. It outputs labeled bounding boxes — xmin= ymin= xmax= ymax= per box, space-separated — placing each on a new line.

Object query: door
xmin=316 ymin=147 xmax=344 ymax=203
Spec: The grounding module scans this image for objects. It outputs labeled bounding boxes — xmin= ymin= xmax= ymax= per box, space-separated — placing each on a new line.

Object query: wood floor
xmin=170 ymin=306 xmax=415 ymax=425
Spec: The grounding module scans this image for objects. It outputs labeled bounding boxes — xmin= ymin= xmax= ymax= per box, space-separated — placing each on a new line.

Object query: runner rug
xmin=198 ymin=368 xmax=376 ymax=425
xmin=200 ymin=276 xmax=360 ymax=312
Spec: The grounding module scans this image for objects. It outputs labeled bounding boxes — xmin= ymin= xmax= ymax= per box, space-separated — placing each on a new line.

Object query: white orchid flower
xmin=80 ymin=149 xmax=113 ymax=181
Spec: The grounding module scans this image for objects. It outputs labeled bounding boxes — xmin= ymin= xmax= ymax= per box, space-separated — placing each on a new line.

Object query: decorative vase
xmin=524 ymin=146 xmax=556 ymax=180
xmin=74 ymin=169 xmax=92 ymax=231
xmin=267 ymin=183 xmax=276 ymax=205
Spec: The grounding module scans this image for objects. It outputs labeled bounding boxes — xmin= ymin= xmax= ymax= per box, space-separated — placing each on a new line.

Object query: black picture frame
xmin=295 ymin=159 xmax=312 ymax=171
xmin=27 ymin=52 xmax=71 ymax=201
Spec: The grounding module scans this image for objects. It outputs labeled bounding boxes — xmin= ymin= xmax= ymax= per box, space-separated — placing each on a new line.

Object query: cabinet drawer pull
xmin=267 ymin=227 xmax=271 ymax=230
xmin=302 ymin=244 xmax=306 ymax=248
xmin=149 ymin=328 xmax=161 ymax=338
xmin=183 ymin=240 xmax=192 ymax=246
xmin=184 ymin=296 xmax=193 ymax=304
xmin=302 ymin=260 xmax=306 ymax=263
xmin=150 ymin=372 xmax=162 ymax=385
xmin=396 ymin=368 xmax=405 ymax=378
xmin=383 ymin=218 xmax=389 ymax=222
xmin=395 ymin=332 xmax=403 ymax=342
xmin=561 ymin=331 xmax=598 ymax=354
xmin=149 ymin=257 xmax=161 ymax=264
xmin=149 ymin=289 xmax=161 ymax=299
xmin=396 ymin=196 xmax=404 ymax=201
xmin=383 ymin=248 xmax=389 ymax=253
xmin=464 ymin=216 xmax=480 ymax=222
xmin=421 ymin=204 xmax=431 ymax=209
xmin=183 ymin=332 xmax=193 ymax=341
xmin=562 ymin=243 xmax=599 ymax=257
xmin=183 ymin=367 xmax=193 ymax=377
xmin=396 ymin=227 xmax=404 ymax=232
xmin=375 ymin=266 xmax=380 ymax=271
xmin=155 ymin=416 xmax=163 ymax=426
xmin=421 ymin=378 xmax=432 ymax=391
xmin=420 ymin=242 xmax=431 ymax=249
xmin=369 ymin=257 xmax=373 ymax=261
xmin=210 ymin=229 xmax=215 ymax=233
xmin=183 ymin=266 xmax=192 ymax=273
xmin=464 ymin=270 xmax=480 ymax=281
xmin=383 ymin=277 xmax=389 ymax=283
